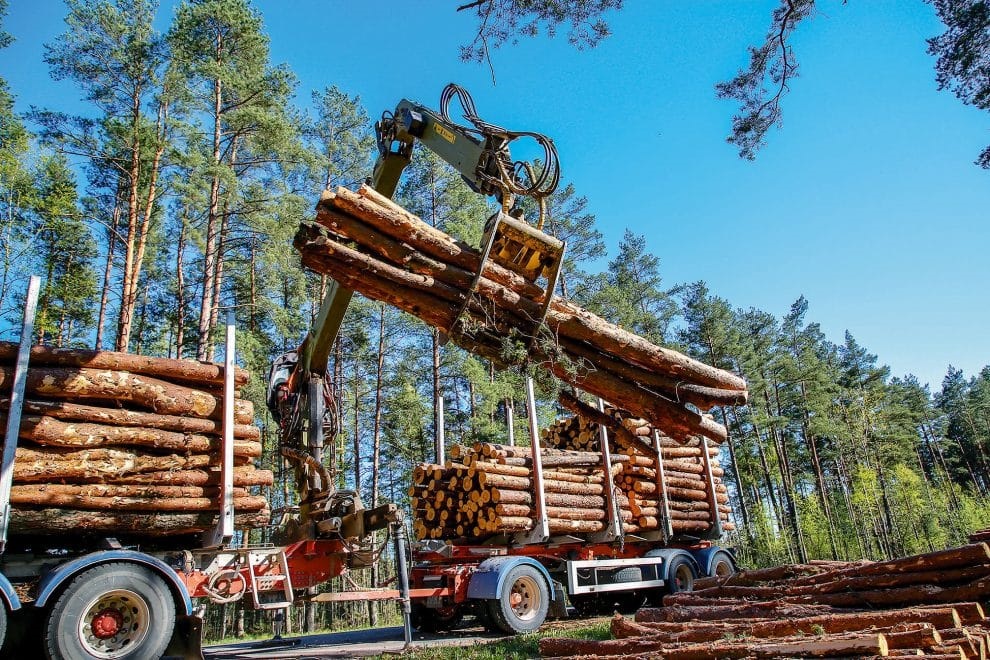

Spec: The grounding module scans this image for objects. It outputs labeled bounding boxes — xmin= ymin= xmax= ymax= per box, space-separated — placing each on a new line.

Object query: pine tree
xmin=585 ymin=229 xmax=676 ymax=344
xmin=0 ymin=78 xmax=38 ymax=328
xmin=38 ymin=0 xmax=173 ymax=352
xmin=31 ymin=154 xmax=98 ymax=346
xmin=307 ymin=86 xmax=374 ymax=190
xmin=168 ymin=0 xmax=299 ymax=360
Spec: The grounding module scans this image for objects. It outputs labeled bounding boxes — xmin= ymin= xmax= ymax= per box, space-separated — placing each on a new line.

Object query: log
xmin=11 ymin=484 xmax=247 ymax=499
xmin=1 ymin=398 xmax=260 ymax=439
xmin=3 ymin=414 xmax=261 ymax=455
xmin=0 ymin=367 xmax=254 ymax=423
xmin=788 ymin=544 xmax=990 ymax=586
xmin=83 ymin=466 xmax=273 ymax=487
xmin=12 ymin=447 xmax=253 ymax=481
xmin=639 ymin=605 xmax=964 ymax=635
xmin=540 ymin=631 xmax=888 ymax=658
xmin=10 ymin=509 xmax=269 ymax=535
xmin=638 ymin=601 xmax=837 ymax=623
xmin=487 ymin=489 xmax=605 ymax=508
xmin=10 ymin=490 xmax=268 ymax=512
xmin=0 ymin=341 xmax=250 ymax=386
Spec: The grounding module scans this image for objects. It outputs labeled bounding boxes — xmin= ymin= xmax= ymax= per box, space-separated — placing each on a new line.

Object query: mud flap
xmin=547 ymin=579 xmax=568 ymax=620
xmin=163 ymin=614 xmax=204 ymax=660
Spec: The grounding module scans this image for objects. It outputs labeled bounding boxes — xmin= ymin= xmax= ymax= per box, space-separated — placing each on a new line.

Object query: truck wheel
xmin=665 ymin=555 xmax=696 ymax=594
xmin=44 ymin=562 xmax=175 ymax=660
xmin=473 ymin=600 xmax=499 ymax=632
xmin=486 ymin=565 xmax=549 ymax=634
xmin=709 ymin=551 xmax=735 ymax=579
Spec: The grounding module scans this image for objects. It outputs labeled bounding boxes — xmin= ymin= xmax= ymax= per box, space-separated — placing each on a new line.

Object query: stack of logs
xmin=411 ymin=442 xmax=624 ymax=541
xmin=542 ymin=542 xmax=990 ymax=659
xmin=546 ymin=393 xmax=733 ymax=536
xmin=409 ymin=427 xmax=732 ymax=542
xmin=295 ymin=185 xmax=748 ymax=447
xmin=0 ymin=342 xmax=273 ymax=537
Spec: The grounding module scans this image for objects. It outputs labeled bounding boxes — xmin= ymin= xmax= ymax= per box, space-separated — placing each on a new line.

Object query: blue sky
xmin=4 ymin=0 xmax=988 ymax=390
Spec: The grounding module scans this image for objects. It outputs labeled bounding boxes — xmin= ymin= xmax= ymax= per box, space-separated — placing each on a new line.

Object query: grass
xmin=381 ymin=620 xmax=612 ymax=660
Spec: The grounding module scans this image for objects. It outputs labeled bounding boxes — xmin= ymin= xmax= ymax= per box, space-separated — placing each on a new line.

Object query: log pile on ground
xmin=295 ymin=185 xmax=748 ymax=446
xmin=410 ymin=431 xmax=731 ymax=541
xmin=543 ymin=393 xmax=732 ymax=536
xmin=542 ymin=543 xmax=990 ymax=659
xmin=0 ymin=342 xmax=273 ymax=537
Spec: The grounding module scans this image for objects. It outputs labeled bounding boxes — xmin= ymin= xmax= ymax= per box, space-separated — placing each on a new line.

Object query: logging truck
xmin=0 ymin=84 xmax=738 ymax=659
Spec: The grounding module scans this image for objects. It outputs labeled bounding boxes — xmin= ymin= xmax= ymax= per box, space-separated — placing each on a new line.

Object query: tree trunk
xmin=196 ymin=31 xmax=225 ymax=361
xmin=175 ymin=215 xmax=187 ymax=359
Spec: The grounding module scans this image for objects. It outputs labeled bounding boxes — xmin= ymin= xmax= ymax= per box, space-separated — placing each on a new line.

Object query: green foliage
xmin=458 ymin=0 xmax=622 ymax=62
xmin=31 ymin=153 xmax=98 ymax=346
xmin=584 ymin=229 xmax=676 ymax=344
xmin=928 ymin=0 xmax=990 ymax=167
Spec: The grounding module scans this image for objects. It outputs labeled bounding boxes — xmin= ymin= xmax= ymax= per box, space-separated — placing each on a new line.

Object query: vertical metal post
xmin=505 ymin=398 xmax=515 ymax=447
xmin=652 ymin=429 xmax=674 ymax=541
xmin=434 ymin=394 xmax=445 ymax=465
xmin=0 ymin=276 xmax=40 ymax=553
xmin=700 ymin=436 xmax=724 ymax=539
xmin=307 ymin=375 xmax=325 ymax=492
xmin=525 ymin=378 xmax=549 ymax=541
xmin=207 ymin=312 xmax=236 ymax=548
xmin=393 ymin=519 xmax=412 ymax=646
xmin=595 ymin=399 xmax=622 ymax=541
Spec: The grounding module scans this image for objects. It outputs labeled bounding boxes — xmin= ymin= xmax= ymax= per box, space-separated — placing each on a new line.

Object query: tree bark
xmin=10 ymin=509 xmax=268 ymax=536
xmin=0 ymin=367 xmax=253 ymax=422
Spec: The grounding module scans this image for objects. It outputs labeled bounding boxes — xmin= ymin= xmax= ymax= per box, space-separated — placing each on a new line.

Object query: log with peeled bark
xmin=1 ymin=414 xmax=261 ymax=455
xmin=12 ymin=446 xmax=254 ymax=481
xmin=0 ymin=398 xmax=260 ymax=440
xmin=10 ymin=509 xmax=269 ymax=536
xmin=0 ymin=341 xmax=249 ymax=386
xmin=0 ymin=367 xmax=253 ymax=423
xmin=11 ymin=483 xmax=248 ymax=499
xmin=66 ymin=466 xmax=273 ymax=487
xmin=10 ymin=489 xmax=268 ymax=512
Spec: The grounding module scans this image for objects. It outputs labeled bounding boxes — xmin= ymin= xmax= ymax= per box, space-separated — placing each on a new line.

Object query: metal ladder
xmin=246 ymin=548 xmax=295 ymax=609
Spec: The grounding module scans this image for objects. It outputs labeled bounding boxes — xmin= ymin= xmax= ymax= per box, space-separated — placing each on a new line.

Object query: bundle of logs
xmin=547 ymin=393 xmax=733 ymax=536
xmin=542 ymin=542 xmax=990 ymax=659
xmin=0 ymin=342 xmax=273 ymax=538
xmin=295 ymin=185 xmax=748 ymax=446
xmin=409 ymin=410 xmax=732 ymax=543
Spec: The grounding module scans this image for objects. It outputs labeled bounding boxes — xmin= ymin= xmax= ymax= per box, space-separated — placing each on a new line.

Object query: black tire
xmin=44 ymin=562 xmax=175 ymax=660
xmin=410 ymin=602 xmax=462 ymax=633
xmin=665 ymin=555 xmax=696 ymax=595
xmin=613 ymin=590 xmax=646 ymax=614
xmin=568 ymin=592 xmax=601 ymax=617
xmin=0 ymin=601 xmax=7 ymax=653
xmin=486 ymin=565 xmax=550 ymax=634
xmin=473 ymin=600 xmax=499 ymax=632
xmin=709 ymin=551 xmax=735 ymax=579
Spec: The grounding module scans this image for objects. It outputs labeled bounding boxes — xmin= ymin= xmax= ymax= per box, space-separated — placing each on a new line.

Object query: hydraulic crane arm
xmin=268 ymin=83 xmax=564 ymax=508
xmin=299 ymin=83 xmax=562 ymax=374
